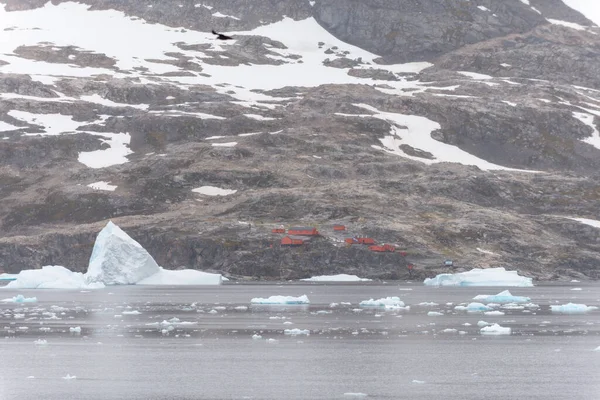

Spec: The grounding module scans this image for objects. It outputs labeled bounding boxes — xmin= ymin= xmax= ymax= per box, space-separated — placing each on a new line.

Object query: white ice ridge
xmin=550 ymin=303 xmax=598 ymax=314
xmin=472 ymin=290 xmax=531 ymax=304
xmin=1 ymin=294 xmax=37 ymax=303
xmin=85 ymin=221 xmax=160 ymax=285
xmin=354 ymin=104 xmax=536 ymax=172
xmin=423 ymin=267 xmax=534 ymax=287
xmin=250 ymin=295 xmax=310 ymax=304
xmin=480 ymin=323 xmax=511 ymax=335
xmin=5 ymin=266 xmax=104 ymax=289
xmin=301 ymin=274 xmax=372 ymax=282
xmin=137 ymin=268 xmax=222 ymax=285
xmin=359 ymin=297 xmax=407 ymax=309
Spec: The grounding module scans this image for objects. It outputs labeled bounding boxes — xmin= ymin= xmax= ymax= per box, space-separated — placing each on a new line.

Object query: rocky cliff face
xmin=0 ymin=0 xmax=599 ymax=280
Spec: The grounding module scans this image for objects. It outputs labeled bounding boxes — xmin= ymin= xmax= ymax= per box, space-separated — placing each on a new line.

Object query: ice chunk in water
xmin=480 ymin=323 xmax=511 ymax=335
xmin=284 ymin=328 xmax=310 ymax=336
xmin=473 ymin=290 xmax=531 ymax=303
xmin=550 ymin=303 xmax=598 ymax=314
xmin=424 ymin=268 xmax=533 ymax=287
xmin=5 ymin=266 xmax=104 ymax=289
xmin=1 ymin=295 xmax=37 ymax=303
xmin=301 ymin=274 xmax=371 ymax=282
xmin=251 ymin=295 xmax=310 ymax=304
xmin=454 ymin=302 xmax=491 ymax=312
xmin=359 ymin=297 xmax=405 ymax=307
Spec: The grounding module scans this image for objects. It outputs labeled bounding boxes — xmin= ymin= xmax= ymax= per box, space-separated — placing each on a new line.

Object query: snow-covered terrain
xmin=423 ymin=268 xmax=534 ymax=287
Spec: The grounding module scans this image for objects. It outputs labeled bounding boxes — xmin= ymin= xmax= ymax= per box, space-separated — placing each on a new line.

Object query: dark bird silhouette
xmin=212 ymin=29 xmax=233 ymax=40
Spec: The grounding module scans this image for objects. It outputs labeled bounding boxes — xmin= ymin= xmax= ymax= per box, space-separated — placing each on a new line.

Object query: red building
xmin=281 ymin=236 xmax=304 ymax=246
xmin=369 ymin=244 xmax=396 ymax=252
xmin=333 ymin=225 xmax=346 ymax=231
xmin=357 ymin=237 xmax=376 ymax=245
xmin=287 ymin=226 xmax=319 ymax=236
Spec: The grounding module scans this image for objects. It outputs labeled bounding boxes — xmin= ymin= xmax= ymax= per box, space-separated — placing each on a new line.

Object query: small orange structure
xmin=272 ymin=228 xmax=285 ymax=233
xmin=333 ymin=225 xmax=346 ymax=231
xmin=357 ymin=237 xmax=376 ymax=245
xmin=287 ymin=226 xmax=319 ymax=236
xmin=369 ymin=244 xmax=396 ymax=252
xmin=281 ymin=236 xmax=304 ymax=246
xmin=345 ymin=238 xmax=358 ymax=244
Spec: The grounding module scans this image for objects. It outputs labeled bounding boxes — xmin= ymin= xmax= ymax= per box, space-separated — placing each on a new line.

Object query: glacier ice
xmin=86 ymin=221 xmax=160 ymax=285
xmin=473 ymin=290 xmax=531 ymax=303
xmin=301 ymin=274 xmax=372 ymax=282
xmin=0 ymin=273 xmax=17 ymax=281
xmin=423 ymin=268 xmax=533 ymax=287
xmin=480 ymin=323 xmax=511 ymax=335
xmin=550 ymin=303 xmax=598 ymax=314
xmin=1 ymin=294 xmax=37 ymax=303
xmin=136 ymin=268 xmax=222 ymax=285
xmin=251 ymin=295 xmax=310 ymax=305
xmin=427 ymin=311 xmax=444 ymax=317
xmin=5 ymin=266 xmax=104 ymax=289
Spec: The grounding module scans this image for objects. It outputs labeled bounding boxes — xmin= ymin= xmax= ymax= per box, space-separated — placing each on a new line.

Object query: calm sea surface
xmin=1 ymin=282 xmax=599 ymax=400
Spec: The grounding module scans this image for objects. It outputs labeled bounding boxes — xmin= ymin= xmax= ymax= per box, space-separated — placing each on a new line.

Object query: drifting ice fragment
xmin=427 ymin=311 xmax=444 ymax=317
xmin=594 ymin=346 xmax=600 ymax=352
xmin=86 ymin=221 xmax=160 ymax=285
xmin=550 ymin=303 xmax=598 ymax=314
xmin=484 ymin=311 xmax=505 ymax=316
xmin=1 ymin=294 xmax=37 ymax=303
xmin=424 ymin=268 xmax=533 ymax=287
xmin=251 ymin=295 xmax=310 ymax=304
xmin=359 ymin=297 xmax=405 ymax=308
xmin=473 ymin=290 xmax=531 ymax=304
xmin=136 ymin=268 xmax=222 ymax=285
xmin=301 ymin=274 xmax=372 ymax=282
xmin=343 ymin=393 xmax=368 ymax=397
xmin=62 ymin=374 xmax=77 ymax=380
xmin=69 ymin=326 xmax=81 ymax=334
xmin=454 ymin=302 xmax=491 ymax=312
xmin=412 ymin=380 xmax=426 ymax=384
xmin=480 ymin=323 xmax=511 ymax=335
xmin=284 ymin=328 xmax=310 ymax=336
xmin=477 ymin=321 xmax=491 ymax=327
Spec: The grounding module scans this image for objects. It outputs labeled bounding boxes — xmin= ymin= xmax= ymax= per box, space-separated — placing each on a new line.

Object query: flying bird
xmin=212 ymin=30 xmax=233 ymax=40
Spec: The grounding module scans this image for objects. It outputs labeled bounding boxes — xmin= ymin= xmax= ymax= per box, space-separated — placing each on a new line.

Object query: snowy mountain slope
xmin=0 ymin=0 xmax=599 ymax=280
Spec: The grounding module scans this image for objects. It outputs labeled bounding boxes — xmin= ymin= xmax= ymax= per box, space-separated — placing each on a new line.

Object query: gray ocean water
xmin=0 ymin=282 xmax=599 ymax=400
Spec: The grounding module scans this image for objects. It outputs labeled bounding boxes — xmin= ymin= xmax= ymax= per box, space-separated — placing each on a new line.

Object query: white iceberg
xmin=284 ymin=328 xmax=310 ymax=336
xmin=550 ymin=303 xmax=598 ymax=314
xmin=136 ymin=268 xmax=222 ymax=285
xmin=480 ymin=323 xmax=511 ymax=335
xmin=1 ymin=294 xmax=37 ymax=303
xmin=473 ymin=290 xmax=531 ymax=303
xmin=5 ymin=266 xmax=105 ymax=289
xmin=427 ymin=311 xmax=444 ymax=317
xmin=424 ymin=268 xmax=533 ymax=287
xmin=250 ymin=295 xmax=310 ymax=305
xmin=454 ymin=302 xmax=491 ymax=312
xmin=359 ymin=297 xmax=405 ymax=308
xmin=86 ymin=221 xmax=160 ymax=285
xmin=484 ymin=311 xmax=505 ymax=316
xmin=301 ymin=274 xmax=372 ymax=282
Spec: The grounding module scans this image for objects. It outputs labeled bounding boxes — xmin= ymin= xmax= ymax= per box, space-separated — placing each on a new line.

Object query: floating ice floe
xmin=477 ymin=321 xmax=491 ymax=327
xmin=284 ymin=328 xmax=310 ymax=336
xmin=62 ymin=374 xmax=77 ymax=380
xmin=550 ymin=303 xmax=598 ymax=314
xmin=300 ymin=274 xmax=372 ymax=282
xmin=359 ymin=297 xmax=406 ymax=309
xmin=34 ymin=339 xmax=48 ymax=346
xmin=427 ymin=311 xmax=444 ymax=317
xmin=252 ymin=334 xmax=262 ymax=340
xmin=480 ymin=323 xmax=511 ymax=335
xmin=594 ymin=346 xmax=600 ymax=352
xmin=424 ymin=268 xmax=533 ymax=287
xmin=4 ymin=266 xmax=104 ymax=289
xmin=418 ymin=302 xmax=439 ymax=307
xmin=484 ymin=311 xmax=505 ymax=316
xmin=69 ymin=326 xmax=81 ymax=334
xmin=1 ymin=294 xmax=37 ymax=303
xmin=473 ymin=290 xmax=531 ymax=304
xmin=454 ymin=302 xmax=491 ymax=312
xmin=137 ymin=268 xmax=222 ymax=285
xmin=343 ymin=393 xmax=368 ymax=397
xmin=250 ymin=295 xmax=310 ymax=305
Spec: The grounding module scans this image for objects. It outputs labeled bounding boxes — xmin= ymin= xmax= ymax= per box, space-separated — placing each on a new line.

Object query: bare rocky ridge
xmin=0 ymin=0 xmax=599 ymax=281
